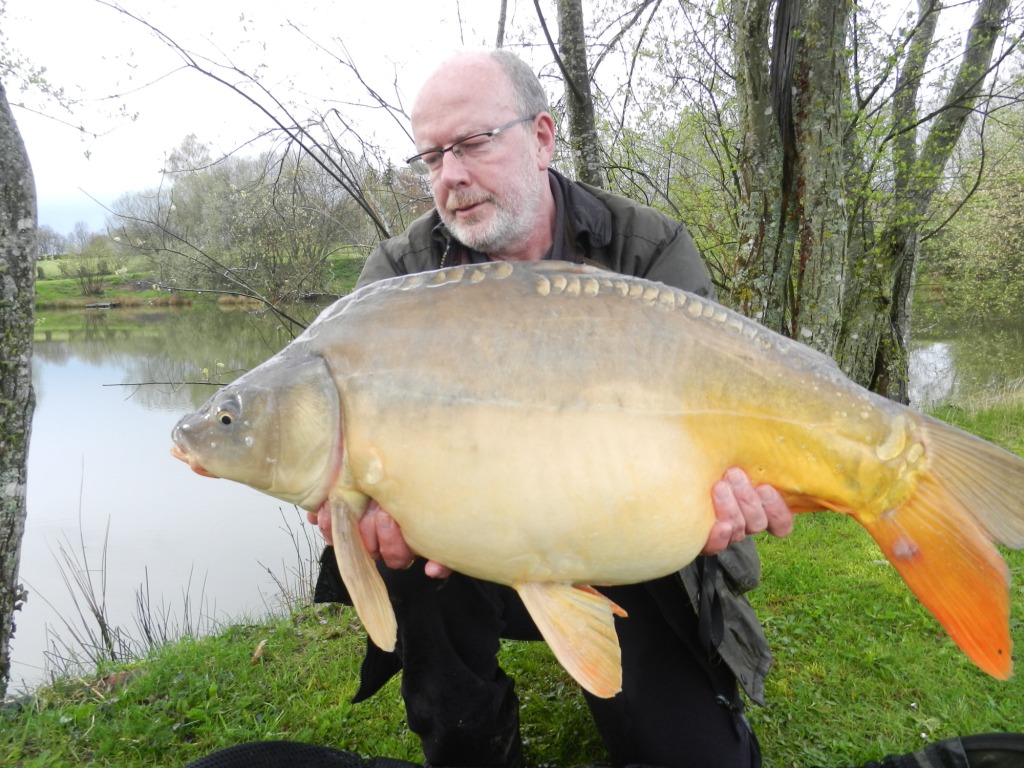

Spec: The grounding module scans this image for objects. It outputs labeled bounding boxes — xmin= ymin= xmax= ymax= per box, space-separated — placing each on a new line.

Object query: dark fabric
xmin=358 ymin=169 xmax=713 ymax=300
xmin=819 ymin=731 xmax=1024 ymax=768
xmin=316 ymin=552 xmax=760 ymax=768
xmin=180 ymin=731 xmax=1024 ymax=768
xmin=182 ymin=741 xmax=420 ymax=768
xmin=960 ymin=732 xmax=1024 ymax=767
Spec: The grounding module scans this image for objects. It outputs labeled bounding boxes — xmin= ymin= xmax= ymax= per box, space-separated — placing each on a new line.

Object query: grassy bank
xmin=5 ymin=405 xmax=1024 ymax=767
xmin=32 ymin=251 xmax=367 ymax=312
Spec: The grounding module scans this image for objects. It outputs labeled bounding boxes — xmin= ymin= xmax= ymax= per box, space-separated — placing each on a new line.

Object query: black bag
xmin=184 ymin=733 xmax=1024 ymax=768
xmin=183 ymin=741 xmax=419 ymax=768
xmin=829 ymin=732 xmax=1024 ymax=768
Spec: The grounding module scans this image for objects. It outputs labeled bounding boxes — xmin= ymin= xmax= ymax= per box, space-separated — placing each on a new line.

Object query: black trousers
xmin=315 ymin=551 xmax=761 ymax=768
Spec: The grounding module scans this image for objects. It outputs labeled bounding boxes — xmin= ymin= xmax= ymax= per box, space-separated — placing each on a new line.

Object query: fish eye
xmin=213 ymin=394 xmax=241 ymax=427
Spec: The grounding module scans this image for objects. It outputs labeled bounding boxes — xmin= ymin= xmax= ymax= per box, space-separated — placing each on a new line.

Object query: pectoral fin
xmin=329 ymin=492 xmax=397 ymax=652
xmin=515 ymin=582 xmax=625 ymax=698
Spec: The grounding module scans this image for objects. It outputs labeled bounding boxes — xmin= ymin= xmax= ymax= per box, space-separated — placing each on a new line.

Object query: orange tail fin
xmin=853 ymin=489 xmax=1010 ymax=678
xmin=849 ymin=415 xmax=1024 ymax=680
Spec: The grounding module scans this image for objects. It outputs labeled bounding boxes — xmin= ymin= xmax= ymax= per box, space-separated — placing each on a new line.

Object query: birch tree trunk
xmin=0 ymin=79 xmax=37 ymax=697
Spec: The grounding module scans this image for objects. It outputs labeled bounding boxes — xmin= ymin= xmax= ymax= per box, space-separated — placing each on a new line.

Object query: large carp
xmin=171 ymin=261 xmax=1024 ymax=698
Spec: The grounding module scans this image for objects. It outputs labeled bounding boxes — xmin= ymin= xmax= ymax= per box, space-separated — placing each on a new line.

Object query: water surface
xmin=12 ymin=304 xmax=323 ymax=692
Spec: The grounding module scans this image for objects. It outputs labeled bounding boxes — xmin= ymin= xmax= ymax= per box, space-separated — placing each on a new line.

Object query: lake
xmin=9 ymin=301 xmax=1024 ymax=692
xmin=10 ymin=302 xmax=327 ymax=693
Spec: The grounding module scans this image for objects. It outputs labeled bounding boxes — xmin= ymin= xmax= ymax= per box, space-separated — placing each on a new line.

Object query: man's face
xmin=434 ymin=124 xmax=543 ymax=254
xmin=410 ymin=59 xmax=549 ymax=255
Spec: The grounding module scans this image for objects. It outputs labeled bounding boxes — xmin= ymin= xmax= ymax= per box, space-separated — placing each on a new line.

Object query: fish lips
xmin=169 ymin=441 xmax=218 ymax=478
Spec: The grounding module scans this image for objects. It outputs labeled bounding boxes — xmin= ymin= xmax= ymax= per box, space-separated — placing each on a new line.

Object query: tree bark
xmin=734 ymin=0 xmax=1011 ymax=398
xmin=554 ymin=0 xmax=605 ymax=188
xmin=0 ymin=78 xmax=37 ymax=697
xmin=732 ymin=0 xmax=850 ymax=355
xmin=836 ymin=0 xmax=1011 ymax=400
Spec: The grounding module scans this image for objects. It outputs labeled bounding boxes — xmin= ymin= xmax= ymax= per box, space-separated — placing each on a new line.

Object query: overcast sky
xmin=6 ymin=0 xmax=517 ymax=234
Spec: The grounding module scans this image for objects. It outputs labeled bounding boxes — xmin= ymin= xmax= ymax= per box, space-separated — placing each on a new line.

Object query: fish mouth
xmin=170 ymin=444 xmax=218 ymax=478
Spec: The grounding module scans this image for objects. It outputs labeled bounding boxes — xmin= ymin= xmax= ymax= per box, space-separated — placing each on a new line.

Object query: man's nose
xmin=435 ymin=151 xmax=472 ymax=187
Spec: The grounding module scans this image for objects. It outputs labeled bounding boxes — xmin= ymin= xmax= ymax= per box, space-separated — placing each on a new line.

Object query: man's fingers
xmin=309 ymin=503 xmax=333 ymax=546
xmin=424 ymin=560 xmax=453 ymax=579
xmin=711 ymin=478 xmax=743 ymax=529
xmin=374 ymin=509 xmax=417 ymax=569
xmin=756 ymin=484 xmax=795 ymax=538
xmin=707 ymin=468 xmax=796 ymax=555
xmin=723 ymin=467 xmax=768 ymax=534
xmin=357 ymin=504 xmax=380 ymax=557
xmin=701 ymin=519 xmax=734 ymax=556
xmin=353 ymin=504 xmax=451 ymax=577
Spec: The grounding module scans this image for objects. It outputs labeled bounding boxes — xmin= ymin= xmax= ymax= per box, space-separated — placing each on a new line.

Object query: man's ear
xmin=534 ymin=112 xmax=557 ymax=169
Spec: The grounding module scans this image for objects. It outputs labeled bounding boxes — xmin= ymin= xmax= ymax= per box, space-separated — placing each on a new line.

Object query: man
xmin=310 ymin=49 xmax=794 ymax=768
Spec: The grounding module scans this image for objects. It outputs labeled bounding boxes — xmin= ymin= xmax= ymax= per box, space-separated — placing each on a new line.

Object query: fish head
xmin=171 ymin=352 xmax=343 ymax=510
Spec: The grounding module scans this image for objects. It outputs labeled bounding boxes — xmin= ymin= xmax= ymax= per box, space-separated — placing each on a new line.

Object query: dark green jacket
xmin=356 ymin=169 xmax=772 ymax=703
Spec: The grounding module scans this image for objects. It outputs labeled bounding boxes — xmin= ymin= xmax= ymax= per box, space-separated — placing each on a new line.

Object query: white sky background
xmin=4 ymin=0 xmax=988 ymax=235
xmin=5 ymin=0 xmax=524 ymax=234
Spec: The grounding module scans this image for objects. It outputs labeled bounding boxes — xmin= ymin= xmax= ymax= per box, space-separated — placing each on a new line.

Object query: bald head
xmin=411 ymin=51 xmax=549 ymax=134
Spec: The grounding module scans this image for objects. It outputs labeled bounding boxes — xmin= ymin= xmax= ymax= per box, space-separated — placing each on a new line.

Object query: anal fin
xmin=515 ymin=582 xmax=623 ymax=698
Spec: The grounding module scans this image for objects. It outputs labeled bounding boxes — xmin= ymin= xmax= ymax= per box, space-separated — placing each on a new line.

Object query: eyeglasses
xmin=406 ymin=115 xmax=537 ymax=176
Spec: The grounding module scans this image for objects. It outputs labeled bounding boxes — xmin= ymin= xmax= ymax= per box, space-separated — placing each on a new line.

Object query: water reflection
xmin=910 ymin=320 xmax=1024 ymax=409
xmin=12 ymin=304 xmax=324 ymax=693
xmin=909 ymin=342 xmax=955 ymax=409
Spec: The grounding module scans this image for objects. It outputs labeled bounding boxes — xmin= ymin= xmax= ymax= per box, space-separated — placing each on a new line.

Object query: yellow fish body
xmin=171 ymin=261 xmax=1024 ymax=697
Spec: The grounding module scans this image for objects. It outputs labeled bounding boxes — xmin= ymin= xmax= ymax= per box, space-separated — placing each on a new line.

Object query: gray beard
xmin=440 ymin=164 xmax=544 ymax=255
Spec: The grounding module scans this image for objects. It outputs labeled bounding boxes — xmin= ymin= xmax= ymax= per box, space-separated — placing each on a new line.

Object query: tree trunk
xmin=555 ymin=0 xmax=605 ymax=188
xmin=836 ymin=0 xmax=1011 ymax=401
xmin=731 ymin=0 xmax=851 ymax=355
xmin=733 ymin=0 xmax=1010 ymax=399
xmin=0 ymin=79 xmax=37 ymax=697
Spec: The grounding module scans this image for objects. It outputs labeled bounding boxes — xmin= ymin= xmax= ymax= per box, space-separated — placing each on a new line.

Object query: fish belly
xmin=343 ymin=404 xmax=717 ymax=586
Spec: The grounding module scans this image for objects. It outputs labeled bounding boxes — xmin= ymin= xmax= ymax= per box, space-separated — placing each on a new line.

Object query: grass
xmin=32 ymin=251 xmax=368 ymax=311
xmin=3 ymin=606 xmax=605 ymax=768
xmin=5 ymin=400 xmax=1024 ymax=767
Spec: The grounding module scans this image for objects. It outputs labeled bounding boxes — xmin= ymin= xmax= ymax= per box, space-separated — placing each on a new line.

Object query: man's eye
xmin=421 ymin=152 xmax=444 ymax=168
xmin=457 ymin=138 xmax=492 ymax=156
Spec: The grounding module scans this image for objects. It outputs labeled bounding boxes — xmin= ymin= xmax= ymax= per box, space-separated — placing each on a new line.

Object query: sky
xmin=4 ymin=0 xmax=519 ymax=235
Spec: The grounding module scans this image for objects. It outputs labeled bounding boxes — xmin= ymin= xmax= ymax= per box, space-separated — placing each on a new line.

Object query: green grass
xmin=5 ymin=402 xmax=1024 ymax=767
xmin=330 ymin=252 xmax=368 ymax=294
xmin=748 ymin=515 xmax=1024 ymax=767
xmin=2 ymin=607 xmax=602 ymax=767
xmin=32 ymin=252 xmax=367 ymax=310
xmin=33 ymin=274 xmax=183 ymax=310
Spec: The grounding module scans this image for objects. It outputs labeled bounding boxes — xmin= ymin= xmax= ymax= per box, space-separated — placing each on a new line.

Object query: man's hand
xmin=357 ymin=501 xmax=453 ymax=578
xmin=308 ymin=466 xmax=795 ymax=578
xmin=702 ymin=466 xmax=794 ymax=555
xmin=306 ymin=502 xmax=452 ymax=578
